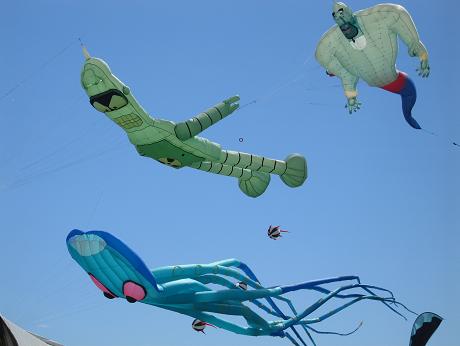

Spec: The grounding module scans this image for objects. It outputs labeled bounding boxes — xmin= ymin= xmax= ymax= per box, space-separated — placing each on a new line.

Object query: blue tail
xmin=398 ymin=76 xmax=421 ymax=130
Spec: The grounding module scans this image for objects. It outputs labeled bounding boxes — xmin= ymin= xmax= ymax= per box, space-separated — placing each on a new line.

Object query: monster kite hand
xmin=417 ymin=59 xmax=430 ymax=78
xmin=67 ymin=229 xmax=418 ymax=346
xmin=316 ymin=2 xmax=430 ymax=130
xmin=80 ymin=47 xmax=307 ymax=198
xmin=345 ymin=97 xmax=361 ymax=114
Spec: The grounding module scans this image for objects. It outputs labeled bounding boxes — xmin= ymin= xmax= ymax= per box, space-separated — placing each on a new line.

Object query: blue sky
xmin=0 ymin=0 xmax=458 ymax=345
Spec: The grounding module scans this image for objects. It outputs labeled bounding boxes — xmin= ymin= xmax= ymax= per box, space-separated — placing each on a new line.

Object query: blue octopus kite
xmin=67 ymin=229 xmax=416 ymax=345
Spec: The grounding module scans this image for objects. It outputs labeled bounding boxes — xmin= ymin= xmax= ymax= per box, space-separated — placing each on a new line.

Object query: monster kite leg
xmin=381 ymin=71 xmax=421 ymax=129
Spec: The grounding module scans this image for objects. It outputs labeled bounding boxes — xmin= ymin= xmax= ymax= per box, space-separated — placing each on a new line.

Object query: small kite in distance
xmin=268 ymin=225 xmax=288 ymax=240
xmin=192 ymin=319 xmax=217 ymax=334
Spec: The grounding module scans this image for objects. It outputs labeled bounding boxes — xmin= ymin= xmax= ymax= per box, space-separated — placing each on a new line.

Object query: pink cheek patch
xmin=123 ymin=281 xmax=146 ymax=303
xmin=89 ymin=273 xmax=116 ymax=298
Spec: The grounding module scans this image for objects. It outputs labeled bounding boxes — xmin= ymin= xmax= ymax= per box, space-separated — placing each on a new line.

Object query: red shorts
xmin=380 ymin=72 xmax=408 ymax=94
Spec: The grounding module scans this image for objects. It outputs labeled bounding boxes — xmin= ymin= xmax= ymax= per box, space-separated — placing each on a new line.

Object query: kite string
xmin=1 ymin=138 xmax=125 ymax=192
xmin=11 ymin=256 xmax=76 ymax=323
xmin=421 ymin=128 xmax=460 ymax=147
xmin=236 ymin=54 xmax=317 ymax=113
xmin=0 ymin=38 xmax=80 ymax=102
xmin=85 ymin=186 xmax=106 ymax=229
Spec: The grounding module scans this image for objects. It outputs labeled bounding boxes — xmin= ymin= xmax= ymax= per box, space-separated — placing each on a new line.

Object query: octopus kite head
xmin=332 ymin=2 xmax=358 ymax=40
xmin=66 ymin=229 xmax=163 ymax=303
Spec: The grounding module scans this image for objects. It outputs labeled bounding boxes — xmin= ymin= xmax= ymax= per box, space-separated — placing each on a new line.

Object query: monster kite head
xmin=332 ymin=2 xmax=359 ymax=40
xmin=66 ymin=229 xmax=162 ymax=303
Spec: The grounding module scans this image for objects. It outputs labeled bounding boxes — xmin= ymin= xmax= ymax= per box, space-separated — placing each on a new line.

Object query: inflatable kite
xmin=267 ymin=225 xmax=288 ymax=240
xmin=315 ymin=2 xmax=430 ymax=129
xmin=409 ymin=312 xmax=443 ymax=346
xmin=67 ymin=229 xmax=416 ymax=346
xmin=80 ymin=47 xmax=307 ymax=198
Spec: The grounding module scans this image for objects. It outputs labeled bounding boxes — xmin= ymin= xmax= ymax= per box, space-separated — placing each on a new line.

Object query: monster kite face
xmin=66 ymin=229 xmax=162 ymax=303
xmin=332 ymin=2 xmax=358 ymax=40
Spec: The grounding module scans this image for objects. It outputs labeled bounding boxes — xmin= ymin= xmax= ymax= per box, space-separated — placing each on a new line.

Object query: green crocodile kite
xmin=80 ymin=47 xmax=307 ymax=198
xmin=316 ymin=2 xmax=430 ymax=129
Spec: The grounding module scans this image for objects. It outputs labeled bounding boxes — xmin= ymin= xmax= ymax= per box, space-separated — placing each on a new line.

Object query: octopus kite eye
xmin=88 ymin=273 xmax=117 ymax=299
xmin=103 ymin=292 xmax=116 ymax=299
xmin=123 ymin=281 xmax=147 ymax=303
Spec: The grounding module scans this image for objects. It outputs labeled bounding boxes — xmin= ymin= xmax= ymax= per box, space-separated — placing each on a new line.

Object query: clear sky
xmin=0 ymin=1 xmax=458 ymax=345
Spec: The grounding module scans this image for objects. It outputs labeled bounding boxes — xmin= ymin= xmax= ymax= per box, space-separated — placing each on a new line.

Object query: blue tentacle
xmin=306 ymin=321 xmax=363 ymax=336
xmin=237 ymin=262 xmax=308 ymax=346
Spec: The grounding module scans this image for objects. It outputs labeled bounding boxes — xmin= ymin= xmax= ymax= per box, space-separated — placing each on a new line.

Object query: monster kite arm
xmin=174 ymin=95 xmax=240 ymax=141
xmin=315 ymin=39 xmax=360 ymax=104
xmin=382 ymin=4 xmax=429 ymax=61
xmin=327 ymin=59 xmax=361 ymax=113
xmin=333 ymin=64 xmax=359 ymax=103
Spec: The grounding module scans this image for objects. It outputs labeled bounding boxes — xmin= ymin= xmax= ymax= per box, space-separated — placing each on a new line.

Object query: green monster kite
xmin=316 ymin=2 xmax=430 ymax=129
xmin=80 ymin=47 xmax=307 ymax=197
